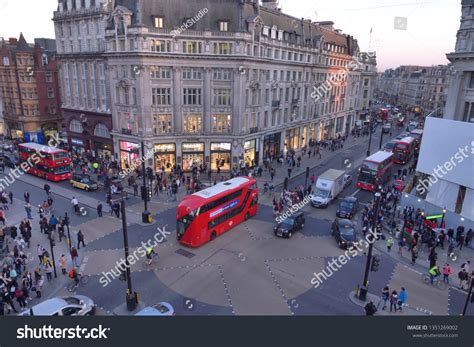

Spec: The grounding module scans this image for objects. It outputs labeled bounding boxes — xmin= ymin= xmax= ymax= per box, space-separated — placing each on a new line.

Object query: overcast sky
xmin=0 ymin=0 xmax=461 ymax=71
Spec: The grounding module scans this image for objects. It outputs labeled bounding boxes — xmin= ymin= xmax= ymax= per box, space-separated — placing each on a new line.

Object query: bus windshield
xmin=360 ymin=161 xmax=378 ymax=172
xmin=53 ymin=152 xmax=69 ymax=160
xmin=177 ymin=210 xmax=198 ymax=238
xmin=358 ymin=171 xmax=376 ymax=184
xmin=54 ymin=166 xmax=70 ymax=174
xmin=396 ymin=143 xmax=408 ymax=151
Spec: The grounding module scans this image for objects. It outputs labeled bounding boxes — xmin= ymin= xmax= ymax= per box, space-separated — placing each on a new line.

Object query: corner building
xmin=105 ymin=0 xmax=373 ymax=172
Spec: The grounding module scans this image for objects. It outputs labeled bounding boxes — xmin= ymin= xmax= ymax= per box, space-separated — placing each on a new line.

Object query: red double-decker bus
xmin=393 ymin=137 xmax=416 ymax=164
xmin=357 ymin=151 xmax=394 ymax=191
xmin=18 ymin=143 xmax=72 ymax=182
xmin=177 ymin=177 xmax=259 ymax=247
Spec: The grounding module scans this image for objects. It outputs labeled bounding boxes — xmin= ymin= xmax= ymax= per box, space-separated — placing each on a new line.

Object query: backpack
xmin=458 ymin=271 xmax=468 ymax=280
xmin=14 ymin=288 xmax=23 ymax=298
xmin=68 ymin=270 xmax=75 ymax=279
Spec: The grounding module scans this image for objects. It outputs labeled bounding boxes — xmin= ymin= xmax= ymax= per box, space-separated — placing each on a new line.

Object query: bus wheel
xmin=210 ymin=231 xmax=216 ymax=241
xmin=245 ymin=213 xmax=250 ymax=220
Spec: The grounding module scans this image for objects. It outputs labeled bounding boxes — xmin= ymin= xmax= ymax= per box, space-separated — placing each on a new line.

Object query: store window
xmin=212 ymin=114 xmax=231 ymax=133
xmin=154 ymin=143 xmax=176 ymax=172
xmin=210 ymin=143 xmax=231 ymax=172
xmin=183 ymin=113 xmax=202 ymax=133
xmin=182 ymin=143 xmax=204 ymax=171
xmin=119 ymin=141 xmax=140 ymax=169
xmin=153 ymin=114 xmax=172 ymax=134
xmin=244 ymin=139 xmax=258 ymax=168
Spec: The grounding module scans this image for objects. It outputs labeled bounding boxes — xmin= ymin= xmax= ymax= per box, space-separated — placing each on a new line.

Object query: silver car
xmin=19 ymin=295 xmax=96 ymax=316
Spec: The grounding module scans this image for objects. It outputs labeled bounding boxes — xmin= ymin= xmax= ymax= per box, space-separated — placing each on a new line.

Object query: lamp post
xmin=362 ymin=189 xmax=382 ymax=289
xmin=48 ymin=233 xmax=57 ymax=278
xmin=64 ymin=212 xmax=71 ymax=252
xmin=141 ymin=141 xmax=151 ymax=223
xmin=440 ymin=208 xmax=447 ymax=229
xmin=419 ymin=211 xmax=425 ymax=232
xmin=366 ymin=121 xmax=374 ymax=157
xmin=378 ymin=124 xmax=384 ymax=150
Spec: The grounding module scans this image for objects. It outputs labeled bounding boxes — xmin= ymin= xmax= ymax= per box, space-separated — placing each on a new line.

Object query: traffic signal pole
xmin=141 ymin=141 xmax=148 ymax=213
xmin=363 ymin=191 xmax=382 ymax=288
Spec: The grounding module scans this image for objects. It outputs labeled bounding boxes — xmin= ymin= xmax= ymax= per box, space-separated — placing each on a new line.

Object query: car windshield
xmin=314 ymin=189 xmax=329 ymax=199
xmin=153 ymin=303 xmax=169 ymax=313
xmin=82 ymin=177 xmax=94 ymax=184
xmin=340 ymin=201 xmax=354 ymax=210
xmin=340 ymin=225 xmax=355 ymax=237
xmin=281 ymin=218 xmax=294 ymax=226
xmin=53 ymin=152 xmax=69 ymax=160
xmin=385 ymin=142 xmax=395 ymax=150
xmin=64 ymin=297 xmax=81 ymax=305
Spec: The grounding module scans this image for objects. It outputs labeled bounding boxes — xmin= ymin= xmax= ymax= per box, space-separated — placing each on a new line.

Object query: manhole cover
xmin=175 ymin=249 xmax=196 ymax=258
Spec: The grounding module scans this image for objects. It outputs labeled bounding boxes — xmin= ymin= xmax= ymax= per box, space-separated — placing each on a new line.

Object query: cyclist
xmin=145 ymin=245 xmax=157 ymax=265
xmin=68 ymin=267 xmax=79 ymax=287
xmin=429 ymin=265 xmax=441 ymax=284
xmin=458 ymin=268 xmax=469 ymax=289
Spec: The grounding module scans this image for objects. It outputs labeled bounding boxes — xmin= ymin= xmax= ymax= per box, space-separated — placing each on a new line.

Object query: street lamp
xmin=419 ymin=211 xmax=425 ymax=232
xmin=359 ymin=189 xmax=382 ymax=300
xmin=113 ymin=192 xmax=139 ymax=311
xmin=366 ymin=120 xmax=374 ymax=157
xmin=440 ymin=208 xmax=447 ymax=229
xmin=64 ymin=212 xmax=72 ymax=252
xmin=48 ymin=232 xmax=57 ymax=278
xmin=141 ymin=141 xmax=151 ymax=223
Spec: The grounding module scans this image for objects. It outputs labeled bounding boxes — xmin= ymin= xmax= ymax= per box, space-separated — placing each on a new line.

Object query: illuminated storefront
xmin=154 ymin=143 xmax=176 ymax=172
xmin=244 ymin=139 xmax=258 ymax=167
xmin=263 ymin=132 xmax=281 ymax=159
xmin=182 ymin=142 xmax=204 ymax=171
xmin=210 ymin=142 xmax=231 ymax=172
xmin=285 ymin=128 xmax=300 ymax=151
xmin=119 ymin=141 xmax=140 ymax=169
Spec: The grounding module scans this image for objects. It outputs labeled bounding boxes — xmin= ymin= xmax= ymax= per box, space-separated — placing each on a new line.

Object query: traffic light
xmin=140 ymin=186 xmax=147 ymax=201
xmin=370 ymin=255 xmax=380 ymax=272
xmin=147 ymin=187 xmax=152 ymax=201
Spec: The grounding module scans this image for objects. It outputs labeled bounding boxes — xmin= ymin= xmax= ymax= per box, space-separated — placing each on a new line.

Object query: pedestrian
xmin=381 ymin=286 xmax=390 ymax=310
xmin=386 ymin=237 xmax=394 ymax=252
xmin=428 ymin=249 xmax=438 ymax=269
xmin=389 ymin=290 xmax=398 ymax=312
xmin=97 ymin=201 xmax=103 ymax=217
xmin=71 ymin=247 xmax=79 ymax=267
xmin=77 ymin=230 xmax=85 ymax=249
xmin=59 ymin=254 xmax=67 ymax=275
xmin=365 ymin=301 xmax=377 ymax=316
xmin=44 ymin=261 xmax=53 ymax=281
xmin=398 ymin=238 xmax=406 ymax=256
xmin=287 ymin=168 xmax=292 ymax=178
xmin=36 ymin=244 xmax=44 ymax=265
xmin=442 ymin=263 xmax=453 ymax=284
xmin=411 ymin=245 xmax=419 ymax=265
xmin=23 ymin=191 xmax=30 ymax=203
xmin=8 ymin=191 xmax=13 ymax=204
xmin=24 ymin=203 xmax=32 ymax=220
xmin=398 ymin=288 xmax=407 ymax=311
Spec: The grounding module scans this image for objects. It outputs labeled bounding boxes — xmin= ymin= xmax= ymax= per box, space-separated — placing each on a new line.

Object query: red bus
xmin=393 ymin=137 xmax=416 ymax=165
xmin=176 ymin=177 xmax=258 ymax=247
xmin=379 ymin=108 xmax=389 ymax=121
xmin=18 ymin=143 xmax=72 ymax=182
xmin=357 ymin=150 xmax=394 ymax=191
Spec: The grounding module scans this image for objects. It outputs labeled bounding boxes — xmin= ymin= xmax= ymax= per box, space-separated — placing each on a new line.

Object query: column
xmin=203 ymin=68 xmax=211 ymax=134
xmin=173 ymin=67 xmax=182 ymax=134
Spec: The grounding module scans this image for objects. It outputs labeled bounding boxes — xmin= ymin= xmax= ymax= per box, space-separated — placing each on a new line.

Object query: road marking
xmin=351 ymin=189 xmax=360 ymax=197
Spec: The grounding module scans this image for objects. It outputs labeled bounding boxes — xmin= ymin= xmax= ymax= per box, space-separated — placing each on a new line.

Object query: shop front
xmin=244 ymin=139 xmax=258 ymax=168
xmin=263 ymin=132 xmax=281 ymax=160
xmin=70 ymin=138 xmax=86 ymax=154
xmin=182 ymin=142 xmax=204 ymax=171
xmin=210 ymin=142 xmax=232 ymax=172
xmin=154 ymin=143 xmax=176 ymax=172
xmin=93 ymin=141 xmax=113 ymax=159
xmin=119 ymin=140 xmax=140 ymax=170
xmin=285 ymin=128 xmax=300 ymax=151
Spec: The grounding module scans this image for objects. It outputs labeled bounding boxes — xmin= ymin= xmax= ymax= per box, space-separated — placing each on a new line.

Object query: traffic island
xmin=349 ymin=290 xmax=428 ymax=315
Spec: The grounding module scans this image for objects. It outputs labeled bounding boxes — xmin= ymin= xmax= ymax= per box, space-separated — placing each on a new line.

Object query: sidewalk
xmin=349 ymin=290 xmax=428 ymax=315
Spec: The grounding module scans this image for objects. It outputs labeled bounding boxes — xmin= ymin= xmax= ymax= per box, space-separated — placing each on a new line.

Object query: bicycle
xmin=421 ymin=274 xmax=447 ymax=290
xmin=459 ymin=276 xmax=472 ymax=291
xmin=66 ymin=273 xmax=90 ymax=292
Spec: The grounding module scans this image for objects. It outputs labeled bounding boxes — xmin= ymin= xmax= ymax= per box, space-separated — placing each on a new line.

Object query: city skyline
xmin=0 ymin=0 xmax=460 ymax=71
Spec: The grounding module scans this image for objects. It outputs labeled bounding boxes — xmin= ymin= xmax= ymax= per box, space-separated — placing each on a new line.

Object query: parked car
xmin=393 ymin=179 xmax=406 ymax=192
xmin=70 ymin=174 xmax=99 ymax=191
xmin=135 ymin=302 xmax=175 ymax=316
xmin=407 ymin=122 xmax=419 ymax=132
xmin=336 ymin=197 xmax=359 ymax=219
xmin=19 ymin=295 xmax=96 ymax=316
xmin=383 ymin=140 xmax=397 ymax=152
xmin=331 ymin=218 xmax=357 ymax=249
xmin=395 ymin=132 xmax=410 ymax=140
xmin=274 ymin=211 xmax=305 ymax=238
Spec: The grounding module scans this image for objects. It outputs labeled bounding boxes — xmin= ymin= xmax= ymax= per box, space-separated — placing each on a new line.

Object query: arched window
xmin=94 ymin=123 xmax=111 ymax=138
xmin=69 ymin=119 xmax=84 ymax=133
